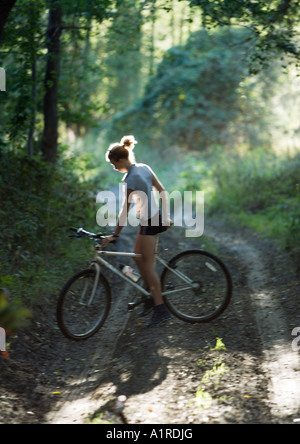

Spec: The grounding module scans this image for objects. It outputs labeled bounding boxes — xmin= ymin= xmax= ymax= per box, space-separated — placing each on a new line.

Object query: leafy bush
xmin=0 ymin=288 xmax=31 ymax=335
xmin=0 ymin=149 xmax=100 ymax=305
xmin=107 ymin=27 xmax=275 ymax=151
xmin=178 ymin=147 xmax=300 ymax=263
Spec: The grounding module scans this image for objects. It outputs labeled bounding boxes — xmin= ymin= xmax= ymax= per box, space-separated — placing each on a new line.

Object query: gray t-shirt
xmin=123 ymin=163 xmax=159 ymax=222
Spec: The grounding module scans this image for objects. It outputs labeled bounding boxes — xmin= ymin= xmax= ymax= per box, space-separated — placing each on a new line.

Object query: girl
xmin=101 ymin=135 xmax=173 ymax=327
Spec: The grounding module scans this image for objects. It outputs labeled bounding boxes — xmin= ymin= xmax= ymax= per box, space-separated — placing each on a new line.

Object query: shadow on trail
xmin=1 ymin=224 xmax=293 ymax=424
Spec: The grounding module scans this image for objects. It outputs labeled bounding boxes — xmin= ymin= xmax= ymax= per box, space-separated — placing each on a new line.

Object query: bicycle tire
xmin=161 ymin=249 xmax=232 ymax=323
xmin=57 ymin=268 xmax=111 ymax=340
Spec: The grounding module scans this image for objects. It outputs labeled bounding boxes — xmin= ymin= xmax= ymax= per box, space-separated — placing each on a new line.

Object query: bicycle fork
xmin=81 ymin=262 xmax=101 ymax=307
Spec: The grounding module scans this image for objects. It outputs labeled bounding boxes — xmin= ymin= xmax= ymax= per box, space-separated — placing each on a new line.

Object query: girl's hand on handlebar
xmin=101 ymin=235 xmax=117 ymax=247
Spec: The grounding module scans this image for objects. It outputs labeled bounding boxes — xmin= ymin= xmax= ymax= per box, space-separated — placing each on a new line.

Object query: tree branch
xmin=61 ymin=25 xmax=91 ymax=31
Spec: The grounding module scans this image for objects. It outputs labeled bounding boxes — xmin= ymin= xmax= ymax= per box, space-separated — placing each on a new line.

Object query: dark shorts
xmin=139 ymin=212 xmax=169 ymax=236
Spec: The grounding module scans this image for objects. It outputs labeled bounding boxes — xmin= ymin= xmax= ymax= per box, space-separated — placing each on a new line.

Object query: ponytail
xmin=106 ymin=135 xmax=138 ymax=163
xmin=120 ymin=135 xmax=138 ymax=150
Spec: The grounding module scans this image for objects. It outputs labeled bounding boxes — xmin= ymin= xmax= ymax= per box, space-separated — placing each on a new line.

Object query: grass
xmin=175 ymin=146 xmax=300 ymax=263
xmin=0 ymin=149 xmax=102 ymax=326
xmin=194 ymin=337 xmax=229 ymax=410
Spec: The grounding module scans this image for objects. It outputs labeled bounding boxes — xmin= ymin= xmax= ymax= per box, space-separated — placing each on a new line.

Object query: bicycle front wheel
xmin=57 ymin=268 xmax=111 ymax=340
xmin=161 ymin=250 xmax=232 ymax=323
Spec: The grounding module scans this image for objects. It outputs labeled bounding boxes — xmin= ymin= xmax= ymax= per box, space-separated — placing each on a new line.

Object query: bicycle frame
xmin=86 ymin=247 xmax=197 ymax=308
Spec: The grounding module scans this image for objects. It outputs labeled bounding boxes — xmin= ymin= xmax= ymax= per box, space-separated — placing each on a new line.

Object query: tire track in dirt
xmin=48 ymin=223 xmax=300 ymax=424
xmin=47 ymin=302 xmax=133 ymax=424
xmin=208 ymin=226 xmax=300 ymax=419
xmin=4 ymin=219 xmax=297 ymax=424
xmin=47 ymin=227 xmax=137 ymax=424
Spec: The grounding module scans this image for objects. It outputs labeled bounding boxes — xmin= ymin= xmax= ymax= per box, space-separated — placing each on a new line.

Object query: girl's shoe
xmin=138 ymin=298 xmax=154 ymax=317
xmin=146 ymin=304 xmax=171 ymax=328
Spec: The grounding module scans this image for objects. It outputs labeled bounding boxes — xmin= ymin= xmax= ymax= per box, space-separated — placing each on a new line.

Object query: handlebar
xmin=69 ymin=227 xmax=105 ymax=240
xmin=69 ymin=227 xmax=116 ymax=244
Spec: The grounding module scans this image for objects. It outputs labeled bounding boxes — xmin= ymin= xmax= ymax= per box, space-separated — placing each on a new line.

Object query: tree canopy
xmin=187 ymin=0 xmax=299 ymax=70
xmin=0 ymin=0 xmax=299 ymax=162
xmin=108 ymin=26 xmax=280 ymax=150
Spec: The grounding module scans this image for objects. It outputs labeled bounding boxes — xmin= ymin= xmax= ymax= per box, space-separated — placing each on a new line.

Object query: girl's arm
xmin=101 ymin=188 xmax=133 ymax=245
xmin=151 ymin=170 xmax=173 ymax=226
xmin=114 ymin=187 xmax=133 ymax=236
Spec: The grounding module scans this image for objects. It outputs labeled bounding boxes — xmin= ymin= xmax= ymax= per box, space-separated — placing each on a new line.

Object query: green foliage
xmin=187 ymin=0 xmax=300 ymax=70
xmin=195 ymin=337 xmax=228 ymax=409
xmin=210 ymin=337 xmax=226 ymax=352
xmin=0 ymin=288 xmax=31 ymax=335
xmin=0 ymin=151 xmax=92 ymax=250
xmin=195 ymin=388 xmax=213 ymax=409
xmin=59 ymin=0 xmax=112 ymax=19
xmin=0 ymin=0 xmax=115 ymax=155
xmin=178 ymin=147 xmax=300 ymax=263
xmin=0 ymin=0 xmax=45 ymax=147
xmin=104 ymin=0 xmax=144 ymax=114
xmin=107 ymin=27 xmax=276 ymax=150
xmin=1 ymin=0 xmax=298 ymax=159
xmin=0 ymin=0 xmax=299 ymax=321
xmin=0 ymin=149 xmax=100 ymax=306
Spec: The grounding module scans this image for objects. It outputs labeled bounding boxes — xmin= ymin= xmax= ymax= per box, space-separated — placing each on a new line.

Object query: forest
xmin=0 ymin=1 xmax=299 ymax=339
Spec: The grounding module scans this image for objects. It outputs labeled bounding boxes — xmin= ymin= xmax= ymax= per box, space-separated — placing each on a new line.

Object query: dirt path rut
xmin=1 ymin=223 xmax=300 ymax=424
xmin=209 ymin=227 xmax=300 ymax=419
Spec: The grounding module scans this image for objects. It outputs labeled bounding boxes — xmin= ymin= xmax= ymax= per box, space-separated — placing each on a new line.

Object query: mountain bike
xmin=56 ymin=227 xmax=232 ymax=340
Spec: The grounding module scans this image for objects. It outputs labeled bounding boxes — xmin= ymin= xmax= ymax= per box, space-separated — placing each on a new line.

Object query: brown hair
xmin=106 ymin=135 xmax=138 ymax=163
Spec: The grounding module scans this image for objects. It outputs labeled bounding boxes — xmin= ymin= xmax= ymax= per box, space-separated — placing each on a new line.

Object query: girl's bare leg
xmin=133 ymin=233 xmax=163 ymax=306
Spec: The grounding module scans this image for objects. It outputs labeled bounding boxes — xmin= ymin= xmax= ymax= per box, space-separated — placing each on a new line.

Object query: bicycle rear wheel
xmin=57 ymin=268 xmax=111 ymax=340
xmin=161 ymin=250 xmax=232 ymax=323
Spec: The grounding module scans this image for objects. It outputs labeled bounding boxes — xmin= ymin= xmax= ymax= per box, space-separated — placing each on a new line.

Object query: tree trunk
xmin=27 ymin=55 xmax=37 ymax=157
xmin=41 ymin=4 xmax=62 ymax=164
xmin=149 ymin=0 xmax=156 ymax=77
xmin=0 ymin=0 xmax=17 ymax=42
xmin=27 ymin=3 xmax=38 ymax=158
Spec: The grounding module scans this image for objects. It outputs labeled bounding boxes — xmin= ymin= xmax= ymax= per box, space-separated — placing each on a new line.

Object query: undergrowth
xmin=177 ymin=147 xmax=300 ymax=264
xmin=0 ymin=149 xmax=104 ymax=313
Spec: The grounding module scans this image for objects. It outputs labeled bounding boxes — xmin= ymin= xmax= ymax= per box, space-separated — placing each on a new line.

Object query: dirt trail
xmin=46 ymin=286 xmax=132 ymax=424
xmin=46 ymin=226 xmax=137 ymax=424
xmin=208 ymin=226 xmax=300 ymax=419
xmin=1 ymin=222 xmax=300 ymax=424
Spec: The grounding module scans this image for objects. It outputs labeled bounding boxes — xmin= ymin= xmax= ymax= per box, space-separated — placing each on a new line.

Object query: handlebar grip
xmin=69 ymin=227 xmax=108 ymax=241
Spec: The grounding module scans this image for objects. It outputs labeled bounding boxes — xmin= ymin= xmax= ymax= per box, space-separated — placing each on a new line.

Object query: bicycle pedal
xmin=128 ymin=302 xmax=135 ymax=312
